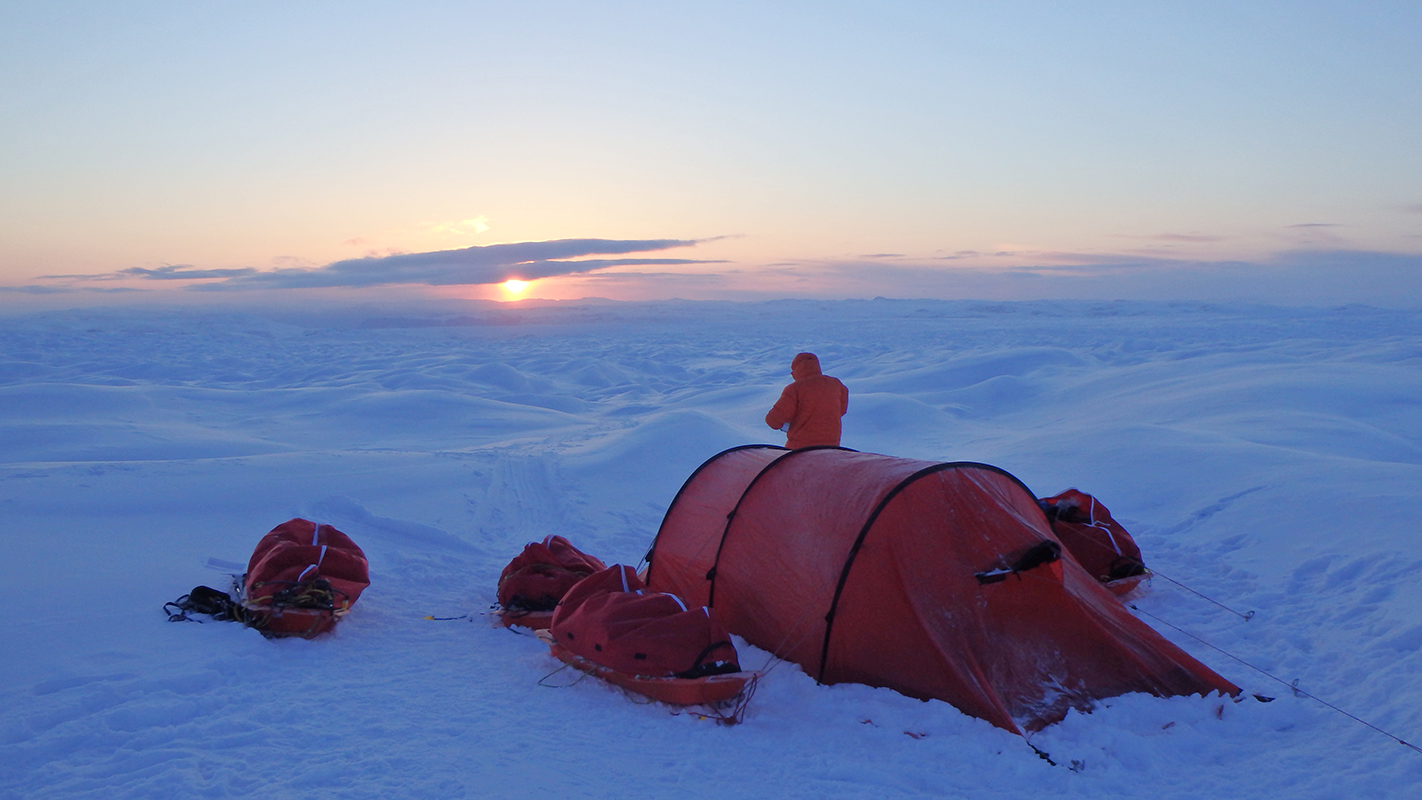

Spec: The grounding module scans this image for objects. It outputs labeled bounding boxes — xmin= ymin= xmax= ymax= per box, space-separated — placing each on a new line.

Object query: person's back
xmin=765 ymin=352 xmax=849 ymax=449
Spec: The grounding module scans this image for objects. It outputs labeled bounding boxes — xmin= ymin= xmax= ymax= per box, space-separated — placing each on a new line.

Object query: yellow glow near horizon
xmin=502 ymin=279 xmax=529 ymax=295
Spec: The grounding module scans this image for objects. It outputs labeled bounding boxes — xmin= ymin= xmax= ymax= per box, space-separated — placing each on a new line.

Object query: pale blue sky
xmin=3 ymin=1 xmax=1419 ymax=305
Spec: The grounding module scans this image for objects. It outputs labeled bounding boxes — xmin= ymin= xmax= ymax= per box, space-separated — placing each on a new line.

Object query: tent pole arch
xmin=815 ymin=462 xmax=1047 ymax=684
xmin=644 ymin=444 xmax=787 ymax=586
xmin=704 ymin=445 xmax=857 ymax=607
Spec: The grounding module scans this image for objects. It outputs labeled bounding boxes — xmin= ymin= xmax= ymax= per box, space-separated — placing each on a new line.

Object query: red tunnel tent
xmin=644 ymin=445 xmax=1237 ymax=733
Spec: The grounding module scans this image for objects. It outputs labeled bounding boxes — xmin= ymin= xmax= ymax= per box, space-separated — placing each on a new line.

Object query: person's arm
xmin=766 ymin=385 xmax=797 ymax=430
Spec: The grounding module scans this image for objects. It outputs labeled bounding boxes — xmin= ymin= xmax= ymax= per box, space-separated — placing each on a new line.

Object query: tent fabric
xmin=498 ymin=535 xmax=608 ymax=611
xmin=645 ymin=446 xmax=1238 ymax=733
xmin=550 ymin=565 xmax=739 ymax=679
xmin=243 ymin=518 xmax=370 ymax=634
xmin=1040 ymin=488 xmax=1146 ymax=584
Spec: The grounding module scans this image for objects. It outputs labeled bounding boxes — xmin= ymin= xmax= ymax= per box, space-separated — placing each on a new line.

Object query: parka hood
xmin=791 ymin=352 xmax=822 ymax=381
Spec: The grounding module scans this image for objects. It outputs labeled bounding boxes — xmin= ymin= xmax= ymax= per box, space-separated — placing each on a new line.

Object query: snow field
xmin=2 ymin=299 xmax=1420 ymax=798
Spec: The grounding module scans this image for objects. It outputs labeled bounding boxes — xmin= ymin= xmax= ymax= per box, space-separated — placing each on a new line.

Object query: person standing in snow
xmin=765 ymin=352 xmax=849 ymax=449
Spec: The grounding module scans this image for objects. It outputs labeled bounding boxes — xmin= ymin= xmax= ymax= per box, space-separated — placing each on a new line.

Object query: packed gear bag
xmin=550 ymin=564 xmax=740 ymax=679
xmin=497 ymin=535 xmax=607 ymax=613
xmin=1039 ymin=489 xmax=1147 ymax=585
xmin=241 ymin=518 xmax=370 ymax=638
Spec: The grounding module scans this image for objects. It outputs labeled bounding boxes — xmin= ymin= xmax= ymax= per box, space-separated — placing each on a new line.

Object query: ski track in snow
xmin=1 ymin=299 xmax=1420 ymax=799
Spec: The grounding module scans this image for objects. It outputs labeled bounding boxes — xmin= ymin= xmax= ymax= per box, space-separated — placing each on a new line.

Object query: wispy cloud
xmin=40 ymin=264 xmax=259 ymax=281
xmin=0 ymin=285 xmax=82 ymax=294
xmin=1286 ymin=223 xmax=1341 ymax=228
xmin=40 ymin=238 xmax=717 ymax=292
xmin=203 ymin=238 xmax=711 ymax=290
xmin=0 ymin=284 xmax=148 ymax=294
xmin=122 ymin=265 xmax=261 ymax=280
xmin=1147 ymin=233 xmax=1224 ymax=242
xmin=1109 ymin=232 xmax=1225 ymax=243
xmin=561 ymin=270 xmax=732 ymax=288
xmin=934 ymin=250 xmax=1019 ymax=261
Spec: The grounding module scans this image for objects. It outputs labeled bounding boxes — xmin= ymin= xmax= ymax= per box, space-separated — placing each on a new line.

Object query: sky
xmin=2 ymin=0 xmax=1420 ymax=307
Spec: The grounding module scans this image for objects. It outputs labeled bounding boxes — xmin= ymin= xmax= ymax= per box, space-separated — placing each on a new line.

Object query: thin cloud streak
xmin=124 ymin=265 xmax=261 ymax=280
xmin=25 ymin=238 xmax=715 ymax=292
xmin=1147 ymin=233 xmax=1224 ymax=242
xmin=0 ymin=285 xmax=86 ymax=295
xmin=1106 ymin=233 xmax=1225 ymax=243
xmin=934 ymin=251 xmax=1018 ymax=260
xmin=196 ymin=238 xmax=709 ymax=290
xmin=0 ymin=285 xmax=149 ymax=294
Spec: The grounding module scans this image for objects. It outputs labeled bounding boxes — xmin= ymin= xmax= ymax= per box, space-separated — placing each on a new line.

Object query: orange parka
xmin=765 ymin=352 xmax=849 ymax=449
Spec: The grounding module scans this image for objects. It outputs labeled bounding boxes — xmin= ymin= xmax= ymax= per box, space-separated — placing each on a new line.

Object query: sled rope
xmin=1046 ymin=518 xmax=1253 ymax=620
xmin=756 ymin=594 xmax=830 ymax=678
xmin=1128 ymin=603 xmax=1422 ymax=755
xmin=537 ymin=662 xmax=588 ymax=688
xmin=707 ymin=672 xmax=759 ymax=725
xmin=1146 ymin=569 xmax=1256 ymax=621
xmin=1041 ymin=506 xmax=1252 ymax=619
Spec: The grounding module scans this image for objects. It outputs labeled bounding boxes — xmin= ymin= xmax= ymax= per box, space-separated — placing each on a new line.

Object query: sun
xmin=501 ymin=279 xmax=529 ymax=296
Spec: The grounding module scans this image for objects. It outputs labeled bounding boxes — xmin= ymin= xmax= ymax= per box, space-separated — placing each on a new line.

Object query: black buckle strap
xmin=975 ymin=541 xmax=1062 ymax=585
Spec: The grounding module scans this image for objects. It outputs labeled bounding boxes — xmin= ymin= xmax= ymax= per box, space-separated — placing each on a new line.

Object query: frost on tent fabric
xmin=644 ymin=446 xmax=1239 ymax=735
xmin=495 ymin=535 xmax=607 ymax=630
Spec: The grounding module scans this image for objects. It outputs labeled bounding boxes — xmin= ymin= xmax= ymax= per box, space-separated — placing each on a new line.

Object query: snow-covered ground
xmin=2 ymin=298 xmax=1420 ymax=799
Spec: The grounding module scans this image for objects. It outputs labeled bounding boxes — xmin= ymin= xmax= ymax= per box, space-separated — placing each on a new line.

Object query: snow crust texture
xmin=2 ymin=299 xmax=1420 ymax=799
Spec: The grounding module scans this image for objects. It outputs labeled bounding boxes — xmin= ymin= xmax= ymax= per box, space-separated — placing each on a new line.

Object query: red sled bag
xmin=496 ymin=535 xmax=606 ymax=629
xmin=242 ymin=519 xmax=370 ymax=638
xmin=549 ymin=565 xmax=739 ymax=680
xmin=1039 ymin=489 xmax=1148 ymax=594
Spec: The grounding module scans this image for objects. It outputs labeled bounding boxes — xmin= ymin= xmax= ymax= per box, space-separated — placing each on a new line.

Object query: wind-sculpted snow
xmin=1 ymin=299 xmax=1420 ymax=798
